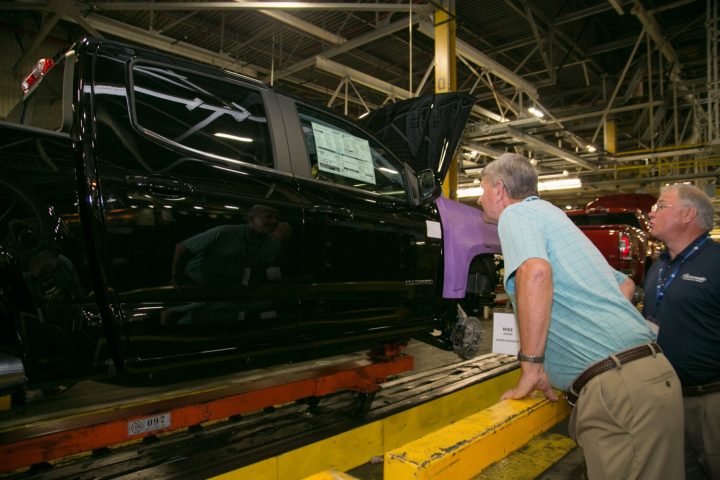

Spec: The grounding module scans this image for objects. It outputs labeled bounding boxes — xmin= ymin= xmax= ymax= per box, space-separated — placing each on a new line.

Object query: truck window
xmin=6 ymin=56 xmax=70 ymax=131
xmin=570 ymin=213 xmax=640 ymax=228
xmin=296 ymin=104 xmax=409 ymax=201
xmin=131 ymin=64 xmax=273 ymax=167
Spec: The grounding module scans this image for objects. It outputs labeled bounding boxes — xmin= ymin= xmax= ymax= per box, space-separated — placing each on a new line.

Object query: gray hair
xmin=662 ymin=184 xmax=714 ymax=231
xmin=482 ymin=153 xmax=539 ymax=199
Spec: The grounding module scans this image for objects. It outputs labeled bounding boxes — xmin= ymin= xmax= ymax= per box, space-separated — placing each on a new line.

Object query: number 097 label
xmin=128 ymin=412 xmax=172 ymax=436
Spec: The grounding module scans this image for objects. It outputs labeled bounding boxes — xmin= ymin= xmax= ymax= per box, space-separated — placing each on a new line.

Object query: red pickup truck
xmin=566 ymin=194 xmax=659 ymax=295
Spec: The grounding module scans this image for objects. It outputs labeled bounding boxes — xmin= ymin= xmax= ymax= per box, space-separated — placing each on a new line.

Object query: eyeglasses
xmin=650 ymin=203 xmax=688 ymax=212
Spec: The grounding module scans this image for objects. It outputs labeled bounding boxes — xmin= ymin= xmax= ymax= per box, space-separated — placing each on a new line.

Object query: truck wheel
xmin=350 ymin=392 xmax=376 ymax=417
xmin=452 ymin=315 xmax=482 ymax=359
xmin=461 ymin=255 xmax=498 ymax=316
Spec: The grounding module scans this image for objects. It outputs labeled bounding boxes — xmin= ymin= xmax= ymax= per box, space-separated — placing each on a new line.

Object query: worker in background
xmin=644 ymin=184 xmax=719 ymax=480
xmin=477 ymin=153 xmax=684 ymax=480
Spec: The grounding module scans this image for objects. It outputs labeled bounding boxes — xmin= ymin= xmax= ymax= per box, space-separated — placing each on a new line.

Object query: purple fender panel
xmin=436 ymin=196 xmax=501 ymax=298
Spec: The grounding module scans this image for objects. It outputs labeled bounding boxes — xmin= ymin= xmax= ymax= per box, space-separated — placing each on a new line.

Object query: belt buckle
xmin=565 ymin=389 xmax=578 ymax=407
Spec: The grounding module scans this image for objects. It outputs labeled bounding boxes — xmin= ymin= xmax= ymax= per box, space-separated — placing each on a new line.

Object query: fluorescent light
xmin=358 ymin=111 xmax=370 ymax=119
xmin=528 ymin=106 xmax=544 ymax=118
xmin=538 ymin=170 xmax=569 ymax=180
xmin=537 ymin=178 xmax=582 ymax=191
xmin=464 ymin=167 xmax=484 ymax=176
xmin=214 ymin=132 xmax=253 ymax=142
xmin=457 ymin=186 xmax=484 ymax=198
xmin=586 ymin=145 xmax=597 ymax=152
xmin=378 ymin=167 xmax=398 ymax=174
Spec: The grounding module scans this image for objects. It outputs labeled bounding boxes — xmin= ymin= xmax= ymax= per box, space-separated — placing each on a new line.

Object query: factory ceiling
xmin=1 ymin=0 xmax=718 ymax=208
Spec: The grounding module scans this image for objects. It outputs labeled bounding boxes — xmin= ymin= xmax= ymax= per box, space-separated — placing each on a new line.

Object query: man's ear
xmin=682 ymin=205 xmax=698 ymax=225
xmin=494 ymin=180 xmax=505 ymax=200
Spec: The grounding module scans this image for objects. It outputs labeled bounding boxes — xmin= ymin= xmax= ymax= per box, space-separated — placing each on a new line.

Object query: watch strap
xmin=517 ymin=351 xmax=545 ymax=363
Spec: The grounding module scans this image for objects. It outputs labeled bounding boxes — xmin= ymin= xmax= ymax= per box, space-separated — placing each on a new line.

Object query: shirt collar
xmin=660 ymin=233 xmax=710 ymax=263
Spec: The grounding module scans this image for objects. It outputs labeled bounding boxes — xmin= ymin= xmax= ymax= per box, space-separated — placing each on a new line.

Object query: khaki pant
xmin=569 ymin=353 xmax=685 ymax=480
xmin=684 ymin=392 xmax=720 ymax=480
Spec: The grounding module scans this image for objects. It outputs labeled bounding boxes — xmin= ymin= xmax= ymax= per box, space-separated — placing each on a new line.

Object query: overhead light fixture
xmin=537 ymin=178 xmax=582 ymax=191
xmin=528 ymin=106 xmax=544 ymax=118
xmin=586 ymin=145 xmax=597 ymax=152
xmin=464 ymin=167 xmax=484 ymax=176
xmin=358 ymin=111 xmax=370 ymax=119
xmin=538 ymin=170 xmax=569 ymax=180
xmin=457 ymin=186 xmax=484 ymax=198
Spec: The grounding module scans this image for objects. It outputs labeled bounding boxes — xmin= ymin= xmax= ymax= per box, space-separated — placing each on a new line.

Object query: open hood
xmin=359 ymin=92 xmax=475 ymax=181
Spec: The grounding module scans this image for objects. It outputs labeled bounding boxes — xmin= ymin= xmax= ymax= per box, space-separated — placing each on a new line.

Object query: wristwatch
xmin=517 ymin=351 xmax=545 ymax=363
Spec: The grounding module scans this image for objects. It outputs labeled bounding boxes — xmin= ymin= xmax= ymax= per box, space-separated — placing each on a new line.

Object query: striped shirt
xmin=499 ymin=196 xmax=655 ymax=391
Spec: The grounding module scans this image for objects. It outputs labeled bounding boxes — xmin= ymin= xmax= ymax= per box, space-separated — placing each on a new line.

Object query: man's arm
xmin=618 ymin=276 xmax=635 ymax=302
xmin=501 ymin=257 xmax=558 ymax=401
xmin=171 ymin=243 xmax=193 ymax=285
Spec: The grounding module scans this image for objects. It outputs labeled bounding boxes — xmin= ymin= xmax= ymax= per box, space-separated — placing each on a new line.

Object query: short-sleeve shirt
xmin=643 ymin=235 xmax=720 ymax=387
xmin=499 ymin=196 xmax=655 ymax=391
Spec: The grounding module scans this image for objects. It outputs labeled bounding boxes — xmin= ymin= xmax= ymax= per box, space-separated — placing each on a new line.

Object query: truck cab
xmin=0 ymin=38 xmax=500 ymax=394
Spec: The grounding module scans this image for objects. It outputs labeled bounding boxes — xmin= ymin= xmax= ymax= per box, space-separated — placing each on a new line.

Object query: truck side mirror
xmin=416 ymin=169 xmax=438 ymax=201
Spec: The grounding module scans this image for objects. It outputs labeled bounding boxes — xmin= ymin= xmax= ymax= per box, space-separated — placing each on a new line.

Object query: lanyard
xmin=655 ymin=236 xmax=709 ymax=307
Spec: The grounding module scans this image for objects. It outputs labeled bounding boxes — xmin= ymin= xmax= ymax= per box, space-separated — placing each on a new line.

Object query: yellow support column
xmin=604 ymin=119 xmax=617 ymax=155
xmin=434 ymin=1 xmax=458 ymax=199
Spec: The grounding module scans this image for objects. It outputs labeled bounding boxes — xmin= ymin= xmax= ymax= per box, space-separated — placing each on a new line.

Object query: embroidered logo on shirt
xmin=681 ymin=273 xmax=707 ymax=283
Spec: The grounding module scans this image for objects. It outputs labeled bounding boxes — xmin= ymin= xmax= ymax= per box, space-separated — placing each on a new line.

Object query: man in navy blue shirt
xmin=644 ymin=184 xmax=719 ymax=480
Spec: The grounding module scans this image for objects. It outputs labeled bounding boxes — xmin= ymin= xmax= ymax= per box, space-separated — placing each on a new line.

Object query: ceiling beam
xmin=78 ymin=13 xmax=260 ymax=77
xmin=506 ymin=126 xmax=596 ymax=170
xmin=269 ymin=17 xmax=418 ymax=82
xmin=464 ymin=143 xmax=506 ymax=159
xmin=417 ymin=19 xmax=539 ymax=98
xmin=88 ymin=2 xmax=434 ymax=13
xmin=631 ymin=0 xmax=681 ymax=81
xmin=314 ymin=56 xmax=412 ymax=100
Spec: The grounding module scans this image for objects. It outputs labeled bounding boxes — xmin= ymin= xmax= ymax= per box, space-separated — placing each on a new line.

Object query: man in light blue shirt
xmin=478 ymin=153 xmax=684 ymax=480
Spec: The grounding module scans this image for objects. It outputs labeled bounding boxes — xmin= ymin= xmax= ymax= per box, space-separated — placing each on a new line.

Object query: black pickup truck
xmin=0 ymin=38 xmax=500 ymax=395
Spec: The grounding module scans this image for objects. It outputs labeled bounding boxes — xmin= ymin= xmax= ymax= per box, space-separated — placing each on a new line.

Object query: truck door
xmin=0 ymin=49 xmax=110 ymax=388
xmin=281 ymin=99 xmax=443 ymax=347
xmin=90 ymin=46 xmax=303 ymax=372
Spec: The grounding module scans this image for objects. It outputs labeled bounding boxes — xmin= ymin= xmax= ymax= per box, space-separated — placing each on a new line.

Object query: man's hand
xmin=501 ymin=364 xmax=558 ymax=401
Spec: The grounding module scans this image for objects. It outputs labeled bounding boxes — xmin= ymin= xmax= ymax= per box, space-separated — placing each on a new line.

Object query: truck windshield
xmin=6 ymin=55 xmax=68 ymax=131
xmin=570 ymin=213 xmax=641 ymax=228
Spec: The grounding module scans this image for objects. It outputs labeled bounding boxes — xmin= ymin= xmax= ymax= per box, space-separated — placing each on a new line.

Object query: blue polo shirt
xmin=499 ymin=197 xmax=655 ymax=391
xmin=643 ymin=234 xmax=720 ymax=387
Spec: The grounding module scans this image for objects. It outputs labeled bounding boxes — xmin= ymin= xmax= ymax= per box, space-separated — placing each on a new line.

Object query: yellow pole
xmin=434 ymin=1 xmax=458 ymax=199
xmin=604 ymin=119 xmax=617 ymax=155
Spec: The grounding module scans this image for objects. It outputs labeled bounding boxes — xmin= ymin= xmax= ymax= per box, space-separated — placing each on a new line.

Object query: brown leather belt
xmin=565 ymin=343 xmax=662 ymax=406
xmin=683 ymin=380 xmax=720 ymax=396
